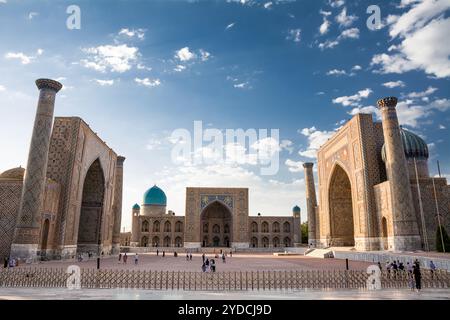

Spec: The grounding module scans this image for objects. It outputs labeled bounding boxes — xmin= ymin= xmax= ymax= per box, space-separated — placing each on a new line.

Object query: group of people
xmin=200 ymin=251 xmax=230 ymax=272
xmin=118 ymin=253 xmax=139 ymax=265
xmin=376 ymin=259 xmax=437 ymax=292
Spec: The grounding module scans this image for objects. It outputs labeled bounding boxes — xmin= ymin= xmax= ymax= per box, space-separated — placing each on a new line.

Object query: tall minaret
xmin=10 ymin=79 xmax=62 ymax=261
xmin=377 ymin=97 xmax=421 ymax=251
xmin=130 ymin=204 xmax=140 ymax=247
xmin=111 ymin=156 xmax=125 ymax=254
xmin=303 ymin=162 xmax=318 ymax=246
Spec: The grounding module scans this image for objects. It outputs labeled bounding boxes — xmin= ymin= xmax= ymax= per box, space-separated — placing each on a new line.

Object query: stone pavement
xmin=0 ymin=288 xmax=448 ymax=300
xmin=19 ymin=252 xmax=372 ymax=271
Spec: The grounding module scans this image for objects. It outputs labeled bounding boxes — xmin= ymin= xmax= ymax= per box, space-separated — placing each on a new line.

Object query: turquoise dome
xmin=382 ymin=127 xmax=429 ymax=162
xmin=143 ymin=185 xmax=167 ymax=206
xmin=132 ymin=203 xmax=140 ymax=210
xmin=293 ymin=205 xmax=301 ymax=213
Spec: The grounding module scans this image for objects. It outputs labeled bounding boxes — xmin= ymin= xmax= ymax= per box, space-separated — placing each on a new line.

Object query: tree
xmin=436 ymin=226 xmax=450 ymax=253
xmin=301 ymin=222 xmax=308 ymax=244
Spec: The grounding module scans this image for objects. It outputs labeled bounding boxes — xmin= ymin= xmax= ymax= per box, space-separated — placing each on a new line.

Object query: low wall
xmin=334 ymin=251 xmax=450 ymax=272
xmin=120 ymin=246 xmax=308 ymax=254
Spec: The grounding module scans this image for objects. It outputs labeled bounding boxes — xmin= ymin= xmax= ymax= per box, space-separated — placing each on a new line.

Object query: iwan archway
xmin=76 ymin=159 xmax=105 ymax=254
xmin=200 ymin=201 xmax=232 ymax=247
xmin=328 ymin=164 xmax=355 ymax=247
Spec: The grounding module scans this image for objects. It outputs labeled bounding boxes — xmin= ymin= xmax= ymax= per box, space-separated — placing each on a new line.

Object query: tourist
xmin=157 ymin=249 xmax=159 ymax=256
xmin=377 ymin=262 xmax=382 ymax=271
xmin=3 ymin=257 xmax=8 ymax=268
xmin=205 ymin=258 xmax=210 ymax=269
xmin=430 ymin=260 xmax=436 ymax=274
xmin=134 ymin=253 xmax=139 ymax=265
xmin=186 ymin=253 xmax=189 ymax=261
xmin=413 ymin=263 xmax=422 ymax=292
xmin=162 ymin=251 xmax=165 ymax=257
xmin=202 ymin=253 xmax=205 ymax=263
xmin=385 ymin=261 xmax=391 ymax=273
xmin=392 ymin=260 xmax=398 ymax=272
xmin=222 ymin=253 xmax=226 ymax=263
xmin=230 ymin=251 xmax=232 ymax=257
xmin=118 ymin=253 xmax=122 ymax=263
xmin=174 ymin=251 xmax=178 ymax=257
xmin=201 ymin=263 xmax=207 ymax=272
xmin=211 ymin=259 xmax=216 ymax=272
xmin=123 ymin=253 xmax=128 ymax=264
xmin=407 ymin=262 xmax=414 ymax=291
xmin=189 ymin=253 xmax=193 ymax=261
xmin=398 ymin=262 xmax=404 ymax=271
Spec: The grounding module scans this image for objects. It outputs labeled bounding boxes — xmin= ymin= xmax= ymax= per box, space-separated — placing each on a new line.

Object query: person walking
xmin=430 ymin=260 xmax=436 ymax=277
xmin=211 ymin=259 xmax=216 ymax=272
xmin=222 ymin=253 xmax=226 ymax=263
xmin=123 ymin=253 xmax=128 ymax=264
xmin=406 ymin=262 xmax=414 ymax=291
xmin=156 ymin=249 xmax=159 ymax=256
xmin=202 ymin=253 xmax=205 ymax=263
xmin=201 ymin=263 xmax=207 ymax=273
xmin=189 ymin=253 xmax=193 ymax=261
xmin=186 ymin=253 xmax=189 ymax=261
xmin=162 ymin=251 xmax=165 ymax=258
xmin=3 ymin=257 xmax=8 ymax=268
xmin=377 ymin=261 xmax=382 ymax=271
xmin=134 ymin=253 xmax=139 ymax=265
xmin=118 ymin=253 xmax=122 ymax=263
xmin=413 ymin=263 xmax=422 ymax=292
xmin=230 ymin=250 xmax=232 ymax=258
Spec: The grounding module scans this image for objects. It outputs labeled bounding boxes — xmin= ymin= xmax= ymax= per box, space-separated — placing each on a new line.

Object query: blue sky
xmin=0 ymin=0 xmax=449 ymax=231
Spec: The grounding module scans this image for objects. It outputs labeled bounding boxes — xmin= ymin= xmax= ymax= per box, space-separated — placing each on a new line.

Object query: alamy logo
xmin=170 ymin=121 xmax=280 ymax=176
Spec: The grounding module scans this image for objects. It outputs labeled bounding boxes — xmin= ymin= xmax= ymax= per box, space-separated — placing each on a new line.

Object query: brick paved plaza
xmin=21 ymin=253 xmax=372 ymax=272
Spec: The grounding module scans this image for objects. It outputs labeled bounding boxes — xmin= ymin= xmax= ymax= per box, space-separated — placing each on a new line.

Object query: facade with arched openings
xmin=0 ymin=117 xmax=124 ymax=261
xmin=305 ymin=108 xmax=450 ymax=252
xmin=130 ymin=187 xmax=302 ymax=249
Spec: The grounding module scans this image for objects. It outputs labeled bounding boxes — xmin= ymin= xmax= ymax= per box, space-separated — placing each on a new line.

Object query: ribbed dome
xmin=293 ymin=205 xmax=301 ymax=213
xmin=143 ymin=185 xmax=167 ymax=206
xmin=0 ymin=167 xmax=25 ymax=180
xmin=132 ymin=203 xmax=140 ymax=210
xmin=381 ymin=127 xmax=429 ymax=162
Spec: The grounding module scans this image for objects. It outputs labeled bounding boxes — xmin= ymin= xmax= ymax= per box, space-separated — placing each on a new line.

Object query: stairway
xmin=304 ymin=248 xmax=334 ymax=258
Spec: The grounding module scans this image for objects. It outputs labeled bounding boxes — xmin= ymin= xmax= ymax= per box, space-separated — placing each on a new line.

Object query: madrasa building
xmin=130 ymin=186 xmax=302 ymax=249
xmin=303 ymin=97 xmax=450 ymax=252
xmin=0 ymin=79 xmax=124 ymax=261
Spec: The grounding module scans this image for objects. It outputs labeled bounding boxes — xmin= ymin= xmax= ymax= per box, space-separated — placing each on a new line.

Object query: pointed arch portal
xmin=200 ymin=201 xmax=232 ymax=247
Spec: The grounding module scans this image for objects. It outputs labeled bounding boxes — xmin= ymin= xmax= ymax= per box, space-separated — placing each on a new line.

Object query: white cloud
xmin=332 ymin=88 xmax=372 ymax=107
xmin=199 ymin=49 xmax=211 ymax=61
xmin=329 ymin=0 xmax=344 ymax=8
xmin=336 ymin=7 xmax=357 ymax=27
xmin=285 ymin=159 xmax=304 ymax=173
xmin=94 ymin=79 xmax=114 ymax=86
xmin=36 ymin=49 xmax=44 ymax=56
xmin=371 ymin=1 xmax=450 ymax=78
xmin=264 ymin=2 xmax=272 ymax=9
xmin=174 ymin=65 xmax=186 ymax=72
xmin=28 ymin=12 xmax=39 ymax=20
xmin=428 ymin=98 xmax=450 ymax=111
xmin=226 ymin=22 xmax=235 ymax=30
xmin=318 ymin=40 xmax=339 ymax=49
xmin=5 ymin=52 xmax=33 ymax=64
xmin=405 ymin=86 xmax=437 ymax=98
xmin=118 ymin=28 xmax=146 ymax=40
xmin=349 ymin=105 xmax=380 ymax=118
xmin=234 ymin=82 xmax=251 ymax=89
xmin=338 ymin=27 xmax=359 ymax=39
xmin=280 ymin=139 xmax=294 ymax=154
xmin=175 ymin=47 xmax=196 ymax=62
xmin=81 ymin=44 xmax=139 ymax=73
xmin=298 ymin=127 xmax=335 ymax=159
xmin=0 ymin=85 xmax=5 ymax=91
xmin=135 ymin=77 xmax=161 ymax=87
xmin=352 ymin=65 xmax=362 ymax=71
xmin=439 ymin=124 xmax=446 ymax=129
xmin=319 ymin=14 xmax=331 ymax=35
xmin=382 ymin=80 xmax=406 ymax=88
xmin=326 ymin=69 xmax=347 ymax=76
xmin=286 ymin=29 xmax=301 ymax=43
xmin=137 ymin=63 xmax=152 ymax=71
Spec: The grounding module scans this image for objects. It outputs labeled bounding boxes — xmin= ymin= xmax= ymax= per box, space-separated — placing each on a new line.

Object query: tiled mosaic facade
xmin=1 ymin=79 xmax=124 ymax=261
xmin=308 ymin=98 xmax=449 ymax=252
xmin=129 ymin=187 xmax=301 ymax=249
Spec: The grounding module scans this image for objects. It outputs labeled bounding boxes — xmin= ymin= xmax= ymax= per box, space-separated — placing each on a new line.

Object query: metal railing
xmin=0 ymin=268 xmax=449 ymax=290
